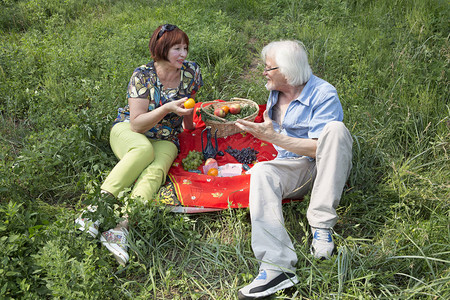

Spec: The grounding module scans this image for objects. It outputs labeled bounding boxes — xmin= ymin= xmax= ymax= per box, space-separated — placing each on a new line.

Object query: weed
xmin=1 ymin=0 xmax=449 ymax=298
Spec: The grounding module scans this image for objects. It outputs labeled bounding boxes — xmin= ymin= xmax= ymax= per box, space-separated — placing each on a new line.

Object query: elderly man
xmin=235 ymin=40 xmax=353 ymax=299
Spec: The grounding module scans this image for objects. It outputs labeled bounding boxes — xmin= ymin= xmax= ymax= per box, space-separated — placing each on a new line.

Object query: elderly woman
xmin=235 ymin=40 xmax=353 ymax=299
xmin=76 ymin=24 xmax=203 ymax=266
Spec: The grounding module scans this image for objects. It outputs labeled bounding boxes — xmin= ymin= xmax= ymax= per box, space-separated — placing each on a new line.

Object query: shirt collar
xmin=269 ymin=74 xmax=315 ymax=107
xmin=296 ymin=74 xmax=315 ymax=106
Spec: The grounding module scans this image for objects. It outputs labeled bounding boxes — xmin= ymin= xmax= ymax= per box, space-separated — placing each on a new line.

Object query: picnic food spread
xmin=155 ymin=101 xmax=300 ymax=211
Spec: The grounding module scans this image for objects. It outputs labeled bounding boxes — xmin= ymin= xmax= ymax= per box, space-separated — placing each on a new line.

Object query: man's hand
xmin=236 ymin=109 xmax=318 ymax=158
xmin=235 ymin=110 xmax=276 ymax=142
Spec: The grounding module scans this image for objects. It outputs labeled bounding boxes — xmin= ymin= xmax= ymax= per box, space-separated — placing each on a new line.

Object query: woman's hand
xmin=235 ymin=110 xmax=276 ymax=142
xmin=128 ymin=97 xmax=194 ymax=133
xmin=167 ymin=98 xmax=195 ymax=116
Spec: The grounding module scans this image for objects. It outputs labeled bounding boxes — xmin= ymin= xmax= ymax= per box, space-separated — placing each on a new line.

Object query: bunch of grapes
xmin=225 ymin=146 xmax=258 ymax=164
xmin=182 ymin=150 xmax=204 ymax=171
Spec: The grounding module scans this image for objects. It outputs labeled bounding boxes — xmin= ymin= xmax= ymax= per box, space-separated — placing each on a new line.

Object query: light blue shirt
xmin=267 ymin=74 xmax=344 ymax=159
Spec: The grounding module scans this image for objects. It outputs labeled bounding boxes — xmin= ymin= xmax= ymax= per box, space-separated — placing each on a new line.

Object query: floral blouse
xmin=113 ymin=61 xmax=203 ymax=149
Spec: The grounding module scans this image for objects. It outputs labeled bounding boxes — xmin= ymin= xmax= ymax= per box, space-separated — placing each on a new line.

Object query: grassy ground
xmin=1 ymin=0 xmax=449 ymax=299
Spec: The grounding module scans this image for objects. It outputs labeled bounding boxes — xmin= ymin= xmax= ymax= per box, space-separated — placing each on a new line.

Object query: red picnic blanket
xmin=156 ymin=101 xmax=280 ymax=212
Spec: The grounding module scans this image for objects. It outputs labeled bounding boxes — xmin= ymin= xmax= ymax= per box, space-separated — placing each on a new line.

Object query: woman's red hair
xmin=149 ymin=25 xmax=189 ymax=61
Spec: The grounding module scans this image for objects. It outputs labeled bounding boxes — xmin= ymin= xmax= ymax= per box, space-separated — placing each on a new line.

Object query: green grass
xmin=1 ymin=0 xmax=449 ymax=299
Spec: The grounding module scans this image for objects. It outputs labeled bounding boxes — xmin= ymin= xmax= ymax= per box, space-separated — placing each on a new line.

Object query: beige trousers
xmin=248 ymin=121 xmax=353 ymax=272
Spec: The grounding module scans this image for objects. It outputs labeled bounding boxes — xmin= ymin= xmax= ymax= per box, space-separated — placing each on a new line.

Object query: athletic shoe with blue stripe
xmin=238 ymin=269 xmax=298 ymax=299
xmin=311 ymin=227 xmax=334 ymax=259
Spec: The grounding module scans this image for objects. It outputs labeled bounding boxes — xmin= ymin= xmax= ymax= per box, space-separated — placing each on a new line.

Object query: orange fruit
xmin=184 ymin=98 xmax=195 ymax=109
xmin=221 ymin=105 xmax=230 ymax=114
xmin=207 ymin=168 xmax=219 ymax=176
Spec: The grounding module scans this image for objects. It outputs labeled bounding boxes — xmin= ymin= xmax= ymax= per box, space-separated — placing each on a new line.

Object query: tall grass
xmin=1 ymin=0 xmax=449 ymax=299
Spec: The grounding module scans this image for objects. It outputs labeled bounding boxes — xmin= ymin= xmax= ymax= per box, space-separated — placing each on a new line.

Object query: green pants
xmin=101 ymin=122 xmax=178 ymax=202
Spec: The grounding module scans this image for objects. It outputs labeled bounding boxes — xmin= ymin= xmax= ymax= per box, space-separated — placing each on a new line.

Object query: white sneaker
xmin=238 ymin=269 xmax=298 ymax=299
xmin=100 ymin=228 xmax=129 ymax=266
xmin=74 ymin=206 xmax=100 ymax=238
xmin=310 ymin=227 xmax=334 ymax=259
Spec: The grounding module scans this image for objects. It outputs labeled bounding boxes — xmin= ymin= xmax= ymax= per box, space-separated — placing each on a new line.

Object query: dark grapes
xmin=225 ymin=146 xmax=258 ymax=164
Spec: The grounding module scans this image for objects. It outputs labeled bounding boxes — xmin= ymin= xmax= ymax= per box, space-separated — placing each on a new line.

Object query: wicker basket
xmin=199 ymin=98 xmax=259 ymax=138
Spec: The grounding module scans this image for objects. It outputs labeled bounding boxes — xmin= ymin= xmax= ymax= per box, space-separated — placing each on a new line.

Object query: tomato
xmin=207 ymin=168 xmax=219 ymax=176
xmin=184 ymin=98 xmax=195 ymax=109
xmin=221 ymin=105 xmax=230 ymax=114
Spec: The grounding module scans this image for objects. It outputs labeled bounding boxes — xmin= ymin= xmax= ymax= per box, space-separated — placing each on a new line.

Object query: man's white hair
xmin=261 ymin=40 xmax=312 ymax=86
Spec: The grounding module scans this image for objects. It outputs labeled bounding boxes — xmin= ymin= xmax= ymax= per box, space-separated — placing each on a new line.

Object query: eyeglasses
xmin=263 ymin=66 xmax=279 ymax=72
xmin=157 ymin=24 xmax=177 ymax=40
